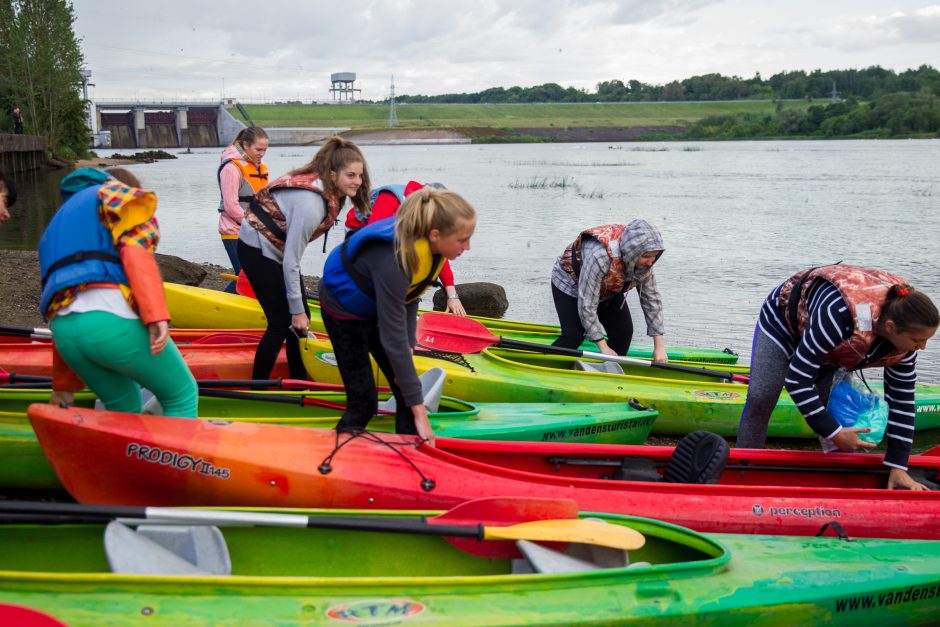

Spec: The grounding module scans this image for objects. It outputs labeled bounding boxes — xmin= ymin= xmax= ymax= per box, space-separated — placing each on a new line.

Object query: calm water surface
xmin=4 ymin=140 xmax=939 ymax=388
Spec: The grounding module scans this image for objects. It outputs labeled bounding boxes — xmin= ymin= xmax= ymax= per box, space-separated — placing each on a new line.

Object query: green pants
xmin=51 ymin=311 xmax=198 ymax=417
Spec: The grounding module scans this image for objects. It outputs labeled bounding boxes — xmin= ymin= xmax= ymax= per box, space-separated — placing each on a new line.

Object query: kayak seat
xmin=612 ymin=431 xmax=729 ymax=484
xmin=662 ymin=431 xmax=729 ymax=484
xmin=515 ymin=540 xmax=623 ymax=574
xmin=378 ymin=367 xmax=445 ymax=413
xmin=573 ymin=360 xmax=624 ymax=375
xmin=104 ymin=521 xmax=232 ymax=576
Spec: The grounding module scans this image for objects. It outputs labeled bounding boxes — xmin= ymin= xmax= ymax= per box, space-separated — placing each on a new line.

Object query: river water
xmin=5 ymin=139 xmax=938 ymax=384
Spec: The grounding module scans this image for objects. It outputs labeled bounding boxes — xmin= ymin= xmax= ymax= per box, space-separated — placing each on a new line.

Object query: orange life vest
xmin=778 ymin=264 xmax=910 ymax=369
xmin=558 ymin=224 xmax=634 ymax=301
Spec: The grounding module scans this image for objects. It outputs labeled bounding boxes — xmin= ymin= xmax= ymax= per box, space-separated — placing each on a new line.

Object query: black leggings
xmin=321 ymin=308 xmax=416 ymax=435
xmin=551 ymin=284 xmax=634 ymax=355
xmin=237 ymin=240 xmax=310 ymax=380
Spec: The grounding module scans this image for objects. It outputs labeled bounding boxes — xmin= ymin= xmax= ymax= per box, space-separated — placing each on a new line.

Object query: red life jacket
xmin=778 ymin=264 xmax=909 ymax=369
xmin=245 ymin=173 xmax=340 ymax=252
xmin=558 ymin=225 xmax=632 ymax=301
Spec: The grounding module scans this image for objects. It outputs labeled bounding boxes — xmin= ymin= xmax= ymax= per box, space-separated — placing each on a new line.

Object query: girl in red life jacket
xmin=218 ymin=126 xmax=269 ymax=293
xmin=738 ymin=265 xmax=938 ymax=490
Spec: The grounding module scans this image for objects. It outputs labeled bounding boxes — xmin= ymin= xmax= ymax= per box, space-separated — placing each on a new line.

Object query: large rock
xmin=155 ymin=253 xmax=208 ymax=286
xmin=432 ymin=282 xmax=508 ymax=318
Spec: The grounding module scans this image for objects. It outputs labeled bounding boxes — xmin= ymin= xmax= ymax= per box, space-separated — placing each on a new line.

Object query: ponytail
xmin=882 ymin=284 xmax=939 ymax=331
xmin=394 ymin=188 xmax=476 ymax=272
xmin=290 ymin=135 xmax=372 ymax=213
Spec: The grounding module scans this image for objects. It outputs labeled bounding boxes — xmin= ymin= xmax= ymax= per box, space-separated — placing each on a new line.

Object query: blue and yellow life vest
xmin=38 ymin=184 xmax=127 ymax=318
xmin=321 ymin=217 xmax=444 ymax=318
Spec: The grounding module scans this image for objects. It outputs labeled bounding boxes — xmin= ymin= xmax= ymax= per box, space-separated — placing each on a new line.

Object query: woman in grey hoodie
xmin=551 ymin=220 xmax=667 ymax=361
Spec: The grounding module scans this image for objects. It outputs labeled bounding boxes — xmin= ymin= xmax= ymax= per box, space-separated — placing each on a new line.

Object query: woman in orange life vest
xmin=218 ymin=126 xmax=269 ymax=293
xmin=737 ymin=265 xmax=938 ymax=490
xmin=237 ymin=136 xmax=372 ymax=380
xmin=40 ymin=167 xmax=198 ymax=416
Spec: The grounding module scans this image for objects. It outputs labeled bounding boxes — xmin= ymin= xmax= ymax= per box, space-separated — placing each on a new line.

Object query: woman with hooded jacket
xmin=550 ymin=220 xmax=667 ymax=361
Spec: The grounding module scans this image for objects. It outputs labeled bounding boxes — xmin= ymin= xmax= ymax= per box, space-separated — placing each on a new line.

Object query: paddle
xmin=0 ymin=324 xmax=52 ymax=340
xmin=0 ymin=370 xmax=360 ymax=392
xmin=417 ymin=312 xmax=750 ymax=384
xmin=0 ymin=497 xmax=644 ymax=558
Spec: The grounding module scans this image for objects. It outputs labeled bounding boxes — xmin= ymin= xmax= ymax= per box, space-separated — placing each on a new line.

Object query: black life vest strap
xmin=406 ymin=255 xmax=443 ymax=302
xmin=41 ymin=251 xmax=122 ymax=287
xmin=340 ymin=239 xmax=376 ymax=298
xmin=247 ymin=198 xmax=287 ymax=244
xmin=786 ymin=261 xmax=842 ymax=336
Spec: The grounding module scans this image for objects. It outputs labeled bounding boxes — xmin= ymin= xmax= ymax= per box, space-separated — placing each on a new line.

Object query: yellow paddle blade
xmin=219 ymin=273 xmax=238 ymax=281
xmin=483 ymin=519 xmax=645 ymax=550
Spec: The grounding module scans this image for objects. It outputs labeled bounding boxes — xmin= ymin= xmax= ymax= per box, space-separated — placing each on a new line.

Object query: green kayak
xmin=163 ymin=282 xmax=740 ymax=364
xmin=300 ymin=337 xmax=940 ymax=438
xmin=0 ymin=389 xmax=656 ymax=490
xmin=0 ymin=507 xmax=938 ymax=625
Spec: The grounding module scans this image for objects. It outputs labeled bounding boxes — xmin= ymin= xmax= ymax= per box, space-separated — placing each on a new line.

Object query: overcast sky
xmin=72 ymin=0 xmax=940 ymax=102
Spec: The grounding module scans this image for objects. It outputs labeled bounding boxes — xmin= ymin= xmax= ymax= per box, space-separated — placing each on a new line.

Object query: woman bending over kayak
xmin=40 ymin=168 xmax=198 ymax=416
xmin=551 ymin=220 xmax=668 ymax=361
xmin=238 ymin=136 xmax=372 ymax=380
xmin=737 ymin=264 xmax=938 ymax=490
xmin=319 ymin=188 xmax=477 ymax=446
xmin=217 ymin=126 xmax=269 ymax=293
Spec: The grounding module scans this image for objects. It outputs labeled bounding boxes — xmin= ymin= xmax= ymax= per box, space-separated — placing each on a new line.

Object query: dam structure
xmin=92 ymin=99 xmax=347 ymax=149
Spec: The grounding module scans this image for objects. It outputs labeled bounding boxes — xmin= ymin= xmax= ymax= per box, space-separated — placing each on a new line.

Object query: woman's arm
xmin=219 ymin=163 xmax=245 ymax=224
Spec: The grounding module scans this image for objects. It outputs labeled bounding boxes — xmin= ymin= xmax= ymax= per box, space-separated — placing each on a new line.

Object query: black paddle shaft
xmin=496 ymin=337 xmax=741 ymax=381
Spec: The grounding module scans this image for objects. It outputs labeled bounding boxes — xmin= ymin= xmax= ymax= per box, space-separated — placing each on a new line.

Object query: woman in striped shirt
xmin=737 ymin=265 xmax=938 ymax=490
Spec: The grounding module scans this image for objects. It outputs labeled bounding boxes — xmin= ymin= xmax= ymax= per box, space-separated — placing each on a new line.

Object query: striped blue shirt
xmin=758 ymin=280 xmax=917 ymax=469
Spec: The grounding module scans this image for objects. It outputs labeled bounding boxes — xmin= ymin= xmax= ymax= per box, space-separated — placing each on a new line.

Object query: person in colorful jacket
xmin=218 ymin=126 xmax=269 ymax=293
xmin=238 ymin=136 xmax=371 ymax=380
xmin=737 ymin=264 xmax=938 ymax=490
xmin=344 ymin=180 xmax=466 ymax=315
xmin=320 ymin=188 xmax=477 ymax=446
xmin=551 ymin=220 xmax=667 ymax=361
xmin=40 ymin=167 xmax=198 ymax=416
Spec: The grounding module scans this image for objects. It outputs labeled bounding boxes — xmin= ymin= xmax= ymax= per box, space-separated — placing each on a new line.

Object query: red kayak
xmin=0 ymin=331 xmax=290 ymax=380
xmin=29 ymin=404 xmax=940 ymax=539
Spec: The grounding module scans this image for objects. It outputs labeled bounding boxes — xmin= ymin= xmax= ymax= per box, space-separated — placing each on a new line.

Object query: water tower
xmin=330 ymin=72 xmax=361 ymax=102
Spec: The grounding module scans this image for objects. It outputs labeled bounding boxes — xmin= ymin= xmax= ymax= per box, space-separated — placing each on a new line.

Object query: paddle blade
xmin=430 ymin=497 xmax=579 ymax=558
xmin=484 ymin=519 xmax=645 ymax=551
xmin=416 ymin=312 xmax=499 ymax=354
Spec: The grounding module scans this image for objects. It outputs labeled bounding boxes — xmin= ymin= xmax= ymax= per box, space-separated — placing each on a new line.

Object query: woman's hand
xmin=412 ymin=404 xmax=436 ymax=447
xmin=594 ymin=339 xmax=619 ymax=356
xmin=652 ymin=335 xmax=668 ymax=363
xmin=148 ymin=321 xmax=169 ymax=355
xmin=830 ymin=427 xmax=879 ymax=453
xmin=49 ymin=390 xmax=74 ymax=408
xmin=445 ymin=297 xmax=467 ymax=316
xmin=887 ymin=468 xmax=928 ymax=490
xmin=291 ymin=313 xmax=310 ymax=337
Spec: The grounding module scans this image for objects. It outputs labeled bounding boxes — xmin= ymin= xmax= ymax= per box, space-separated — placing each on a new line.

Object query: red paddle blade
xmin=416 ymin=312 xmax=499 ymax=354
xmin=429 ymin=497 xmax=579 ymax=559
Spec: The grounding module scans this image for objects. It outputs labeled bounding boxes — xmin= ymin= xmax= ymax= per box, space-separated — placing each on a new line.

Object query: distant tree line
xmin=0 ymin=0 xmax=89 ymax=158
xmin=686 ymin=91 xmax=940 ymax=139
xmin=396 ymin=65 xmax=940 ymax=104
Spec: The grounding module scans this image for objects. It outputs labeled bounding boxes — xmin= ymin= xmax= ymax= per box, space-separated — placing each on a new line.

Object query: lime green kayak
xmin=163 ymin=282 xmax=739 ymax=364
xmin=0 ymin=390 xmax=656 ymax=490
xmin=0 ymin=508 xmax=938 ymax=625
xmin=300 ymin=337 xmax=940 ymax=438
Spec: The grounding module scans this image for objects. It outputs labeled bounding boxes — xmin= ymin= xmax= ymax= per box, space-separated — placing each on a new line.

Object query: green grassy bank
xmin=237 ymin=100 xmax=812 ymax=130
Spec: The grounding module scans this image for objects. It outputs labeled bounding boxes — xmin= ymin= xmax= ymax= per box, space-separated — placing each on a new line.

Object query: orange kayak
xmin=29 ymin=403 xmax=940 ymax=539
xmin=0 ymin=332 xmax=291 ymax=380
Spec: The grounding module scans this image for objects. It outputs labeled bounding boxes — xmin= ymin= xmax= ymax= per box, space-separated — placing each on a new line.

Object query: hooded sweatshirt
xmin=217 ymin=144 xmax=254 ymax=236
xmin=551 ymin=219 xmax=665 ymax=342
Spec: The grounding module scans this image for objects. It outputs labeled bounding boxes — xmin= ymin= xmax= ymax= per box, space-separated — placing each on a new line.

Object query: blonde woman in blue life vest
xmin=319 ymin=188 xmax=477 ymax=446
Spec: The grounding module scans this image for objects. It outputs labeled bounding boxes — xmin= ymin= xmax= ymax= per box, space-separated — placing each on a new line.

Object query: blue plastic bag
xmin=826 ymin=375 xmax=888 ymax=445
